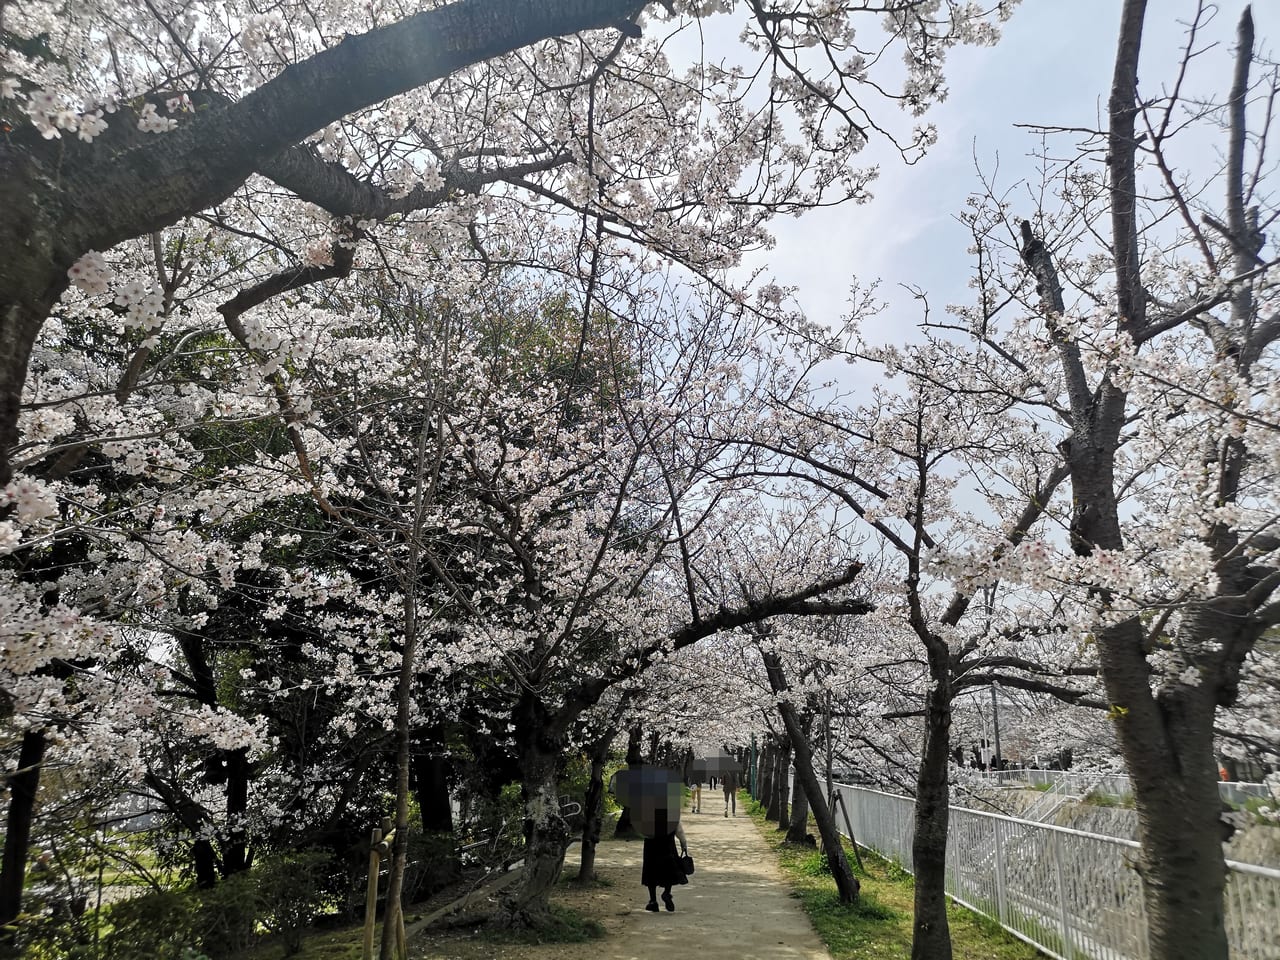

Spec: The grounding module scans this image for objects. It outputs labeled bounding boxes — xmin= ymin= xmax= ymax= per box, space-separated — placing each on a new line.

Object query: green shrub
xmin=253 ymin=849 xmax=332 ymax=955
xmin=99 ymin=888 xmax=202 ymax=960
xmin=192 ymin=872 xmax=261 ymax=959
xmin=407 ymin=830 xmax=462 ymax=901
xmin=20 ymin=848 xmax=336 ymax=960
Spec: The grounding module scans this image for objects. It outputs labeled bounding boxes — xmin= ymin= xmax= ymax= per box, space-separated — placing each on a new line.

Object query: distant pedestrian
xmin=722 ymin=770 xmax=737 ymax=817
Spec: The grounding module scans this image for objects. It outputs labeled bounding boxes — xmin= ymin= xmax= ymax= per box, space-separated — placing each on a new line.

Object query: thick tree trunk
xmin=0 ymin=730 xmax=47 ymax=954
xmin=773 ymin=737 xmax=792 ymax=830
xmin=411 ymin=740 xmax=461 ymax=891
xmin=1131 ymin=704 xmax=1229 ymax=960
xmin=786 ymin=761 xmax=811 ymax=844
xmin=492 ymin=744 xmax=569 ymax=929
xmin=760 ymin=742 xmax=776 ymax=819
xmin=911 ymin=673 xmax=953 ymax=960
xmin=577 ymin=729 xmax=616 ymax=882
xmin=1096 ymin=619 xmax=1232 ymax=960
xmin=1065 ymin=389 xmax=1234 ymax=959
xmin=761 ymin=654 xmax=859 ymax=903
xmin=413 ymin=747 xmax=455 ymax=834
xmin=0 ymin=236 xmax=63 ymax=490
xmin=221 ymin=747 xmax=251 ymax=876
xmin=576 ymin=756 xmax=605 ymax=883
xmin=192 ymin=839 xmax=219 ymax=890
xmin=613 ymin=726 xmax=643 ymax=838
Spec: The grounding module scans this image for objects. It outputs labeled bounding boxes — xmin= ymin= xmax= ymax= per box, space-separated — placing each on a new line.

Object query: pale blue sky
xmin=743 ymin=0 xmax=1279 ymax=342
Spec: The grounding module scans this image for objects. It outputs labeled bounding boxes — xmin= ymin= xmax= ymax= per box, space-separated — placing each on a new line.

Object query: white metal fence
xmin=814 ymin=778 xmax=1280 ymax=960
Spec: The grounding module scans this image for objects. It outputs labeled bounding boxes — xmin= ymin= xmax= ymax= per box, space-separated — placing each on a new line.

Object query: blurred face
xmin=613 ymin=765 xmax=682 ymax=837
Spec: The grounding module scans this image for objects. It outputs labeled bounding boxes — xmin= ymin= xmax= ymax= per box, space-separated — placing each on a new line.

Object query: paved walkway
xmin=412 ymin=792 xmax=832 ymax=959
xmin=593 ymin=797 xmax=832 ymax=960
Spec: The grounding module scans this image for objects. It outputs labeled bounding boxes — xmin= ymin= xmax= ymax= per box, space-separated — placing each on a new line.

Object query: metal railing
xmin=1019 ymin=771 xmax=1103 ymax=823
xmin=814 ymin=778 xmax=1280 ymax=960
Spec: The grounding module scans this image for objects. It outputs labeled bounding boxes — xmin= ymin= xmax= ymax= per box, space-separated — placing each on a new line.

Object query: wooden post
xmin=362 ymin=827 xmax=382 ymax=960
xmin=375 ymin=818 xmax=401 ymax=960
xmin=833 ymin=792 xmax=865 ymax=872
xmin=376 ymin=828 xmax=396 ymax=858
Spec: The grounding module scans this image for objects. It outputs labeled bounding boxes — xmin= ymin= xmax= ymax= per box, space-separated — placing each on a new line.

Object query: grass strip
xmin=747 ymin=798 xmax=1041 ymax=960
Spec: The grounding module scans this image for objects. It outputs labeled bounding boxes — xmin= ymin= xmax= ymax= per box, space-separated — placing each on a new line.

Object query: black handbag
xmin=679 ymin=852 xmax=694 ymax=875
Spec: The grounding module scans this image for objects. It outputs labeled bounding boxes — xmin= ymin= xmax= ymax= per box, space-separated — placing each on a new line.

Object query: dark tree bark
xmin=576 ymin=726 xmax=618 ymax=882
xmin=0 ymin=730 xmax=47 ymax=954
xmin=773 ymin=735 xmax=792 ymax=830
xmin=222 ymin=747 xmax=251 ymax=875
xmin=411 ymin=734 xmax=461 ymax=891
xmin=612 ymin=726 xmax=644 ymax=838
xmin=412 ymin=748 xmax=455 ymax=835
xmin=759 ymin=741 xmax=777 ymax=820
xmin=786 ymin=713 xmax=814 ymax=844
xmin=761 ymin=653 xmax=859 ymax=903
xmin=174 ymin=633 xmax=254 ymax=881
xmin=910 ymin=656 xmax=953 ymax=960
xmin=492 ymin=707 xmax=569 ymax=930
xmin=192 ymin=840 xmax=219 ymax=890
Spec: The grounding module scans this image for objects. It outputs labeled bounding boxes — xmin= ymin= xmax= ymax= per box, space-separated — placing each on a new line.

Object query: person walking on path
xmin=722 ymin=770 xmax=738 ymax=817
xmin=614 ymin=765 xmax=693 ymax=914
xmin=642 ymin=819 xmax=688 ymax=912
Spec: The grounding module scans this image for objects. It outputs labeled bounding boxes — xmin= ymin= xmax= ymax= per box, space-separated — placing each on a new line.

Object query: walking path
xmin=413 ymin=795 xmax=833 ymax=960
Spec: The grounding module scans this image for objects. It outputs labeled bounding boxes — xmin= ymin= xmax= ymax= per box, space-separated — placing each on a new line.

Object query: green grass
xmin=240 ymin=926 xmax=365 ymax=960
xmin=747 ymin=798 xmax=1040 ymax=960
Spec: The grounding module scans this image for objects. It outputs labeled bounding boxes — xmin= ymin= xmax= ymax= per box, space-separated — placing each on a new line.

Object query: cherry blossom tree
xmin=2 ymin=2 xmax=1020 ymax=934
xmin=700 ymin=301 xmax=1111 ymax=957
xmin=0 ymin=0 xmax=1016 ymax=489
xmin=922 ymin=4 xmax=1280 ymax=953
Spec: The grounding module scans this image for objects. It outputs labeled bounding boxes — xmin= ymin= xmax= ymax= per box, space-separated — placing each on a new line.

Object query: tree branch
xmin=64 ymin=0 xmax=647 ymax=253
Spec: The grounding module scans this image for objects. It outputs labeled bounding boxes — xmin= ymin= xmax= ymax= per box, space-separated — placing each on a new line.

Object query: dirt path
xmin=413 ymin=797 xmax=832 ymax=960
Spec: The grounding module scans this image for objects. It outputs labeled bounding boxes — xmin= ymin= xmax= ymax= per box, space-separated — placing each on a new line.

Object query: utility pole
xmin=750 ymin=734 xmax=758 ymax=798
xmin=991 ymin=683 xmax=1002 ymax=768
xmin=824 ymin=690 xmax=834 ymax=809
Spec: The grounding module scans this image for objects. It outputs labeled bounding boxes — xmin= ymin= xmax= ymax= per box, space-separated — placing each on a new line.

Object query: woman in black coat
xmin=642 ymin=819 xmax=688 ymax=912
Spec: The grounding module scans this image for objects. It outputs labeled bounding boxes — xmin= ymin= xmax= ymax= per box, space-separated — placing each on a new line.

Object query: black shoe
xmin=645 ymin=901 xmax=659 ymax=912
xmin=662 ymin=893 xmax=675 ymax=912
